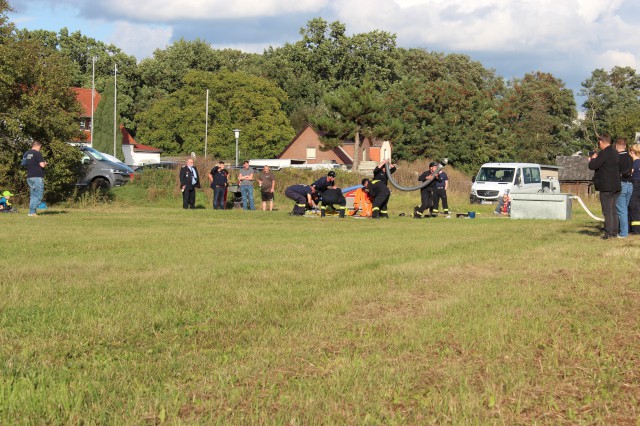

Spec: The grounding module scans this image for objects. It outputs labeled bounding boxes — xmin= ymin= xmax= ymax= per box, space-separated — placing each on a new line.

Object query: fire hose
xmin=384 ymin=159 xmax=449 ymax=191
xmin=570 ymin=195 xmax=604 ymax=221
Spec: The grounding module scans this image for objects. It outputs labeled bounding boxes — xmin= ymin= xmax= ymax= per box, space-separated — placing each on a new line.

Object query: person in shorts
xmin=258 ymin=165 xmax=276 ymax=211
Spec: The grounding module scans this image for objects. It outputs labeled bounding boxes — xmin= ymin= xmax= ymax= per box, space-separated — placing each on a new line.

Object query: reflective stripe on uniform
xmin=372 ymin=207 xmax=380 ymax=211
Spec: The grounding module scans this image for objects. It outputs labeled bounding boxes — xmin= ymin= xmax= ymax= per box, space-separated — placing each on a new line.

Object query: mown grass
xmin=2 ymin=179 xmax=639 ymax=424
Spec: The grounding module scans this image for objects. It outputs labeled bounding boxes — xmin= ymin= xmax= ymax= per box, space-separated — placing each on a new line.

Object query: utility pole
xmin=205 ymin=89 xmax=209 ymax=158
xmin=113 ymin=62 xmax=117 ymax=157
xmin=91 ymin=56 xmax=96 ymax=146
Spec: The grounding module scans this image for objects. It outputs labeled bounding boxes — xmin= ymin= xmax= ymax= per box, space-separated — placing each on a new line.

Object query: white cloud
xmin=103 ymin=0 xmax=329 ymax=21
xmin=329 ymin=0 xmax=637 ymax=53
xmin=108 ymin=22 xmax=173 ymax=60
xmin=595 ymin=50 xmax=639 ymax=70
xmin=213 ymin=42 xmax=276 ymax=54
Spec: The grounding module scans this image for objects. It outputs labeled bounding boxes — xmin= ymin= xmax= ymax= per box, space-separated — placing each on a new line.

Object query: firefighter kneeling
xmin=285 ymin=184 xmax=317 ymax=216
xmin=319 ymin=187 xmax=347 ymax=218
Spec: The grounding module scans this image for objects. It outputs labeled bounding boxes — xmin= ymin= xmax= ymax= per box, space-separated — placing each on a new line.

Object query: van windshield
xmin=476 ymin=167 xmax=515 ymax=183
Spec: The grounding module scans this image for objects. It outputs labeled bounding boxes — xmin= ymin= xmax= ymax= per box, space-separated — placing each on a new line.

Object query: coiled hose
xmin=385 ymin=159 xmax=449 ymax=191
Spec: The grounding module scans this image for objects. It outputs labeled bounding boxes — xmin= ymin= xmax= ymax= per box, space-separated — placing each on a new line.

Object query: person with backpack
xmin=23 ymin=140 xmax=47 ymax=217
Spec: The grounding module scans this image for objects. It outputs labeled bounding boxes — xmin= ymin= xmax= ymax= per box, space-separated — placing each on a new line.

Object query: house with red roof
xmin=277 ymin=125 xmax=392 ymax=169
xmin=72 ymin=87 xmax=162 ymax=166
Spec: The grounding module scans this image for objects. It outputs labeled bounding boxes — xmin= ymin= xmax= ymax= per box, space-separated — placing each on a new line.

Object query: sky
xmin=8 ymin=0 xmax=640 ymax=106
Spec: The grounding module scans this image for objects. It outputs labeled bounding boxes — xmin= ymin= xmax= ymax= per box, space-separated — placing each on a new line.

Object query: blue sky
xmin=9 ymin=0 xmax=640 ymax=106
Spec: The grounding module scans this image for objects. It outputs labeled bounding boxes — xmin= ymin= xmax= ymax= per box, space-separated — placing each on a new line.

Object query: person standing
xmin=615 ymin=138 xmax=633 ymax=237
xmin=629 ymin=144 xmax=640 ymax=235
xmin=208 ymin=161 xmax=228 ymax=210
xmin=258 ymin=165 xmax=276 ymax=211
xmin=589 ymin=134 xmax=621 ymax=239
xmin=414 ymin=162 xmax=440 ymax=218
xmin=368 ymin=159 xmax=396 ymax=218
xmin=238 ymin=161 xmax=255 ymax=210
xmin=179 ymin=157 xmax=200 ymax=209
xmin=24 ymin=140 xmax=47 ymax=217
xmin=433 ymin=169 xmax=449 ymax=216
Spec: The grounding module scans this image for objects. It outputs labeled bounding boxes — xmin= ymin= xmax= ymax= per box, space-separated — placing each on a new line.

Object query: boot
xmin=339 ymin=208 xmax=345 ymax=218
xmin=372 ymin=209 xmax=380 ymax=219
xmin=321 ymin=208 xmax=326 ymax=217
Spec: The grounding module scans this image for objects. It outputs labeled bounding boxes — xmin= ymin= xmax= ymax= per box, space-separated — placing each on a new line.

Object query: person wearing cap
xmin=208 ymin=161 xmax=229 ymax=210
xmin=413 ymin=162 xmax=440 ymax=219
xmin=318 ymin=187 xmax=347 ymax=218
xmin=0 ymin=190 xmax=15 ymax=213
xmin=311 ymin=170 xmax=337 ymax=198
xmin=284 ymin=184 xmax=317 ymax=216
xmin=368 ymin=159 xmax=396 ymax=218
xmin=24 ymin=140 xmax=47 ymax=217
xmin=433 ymin=168 xmax=449 ymax=216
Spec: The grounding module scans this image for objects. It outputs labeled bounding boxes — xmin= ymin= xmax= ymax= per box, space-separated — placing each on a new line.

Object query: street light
xmin=233 ymin=129 xmax=241 ymax=167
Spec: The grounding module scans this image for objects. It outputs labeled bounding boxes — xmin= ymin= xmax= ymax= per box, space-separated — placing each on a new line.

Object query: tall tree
xmin=262 ymin=18 xmax=399 ymax=131
xmin=136 ymin=70 xmax=294 ymax=158
xmin=498 ymin=72 xmax=577 ymax=163
xmin=580 ymin=66 xmax=640 ymax=144
xmin=16 ymin=27 xmax=140 ymax=130
xmin=92 ymin=77 xmax=123 ymax=160
xmin=313 ymin=80 xmax=400 ymax=171
xmin=0 ymin=1 xmax=83 ymax=201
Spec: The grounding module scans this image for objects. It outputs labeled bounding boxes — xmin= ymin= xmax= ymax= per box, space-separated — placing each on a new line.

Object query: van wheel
xmin=91 ymin=177 xmax=110 ymax=191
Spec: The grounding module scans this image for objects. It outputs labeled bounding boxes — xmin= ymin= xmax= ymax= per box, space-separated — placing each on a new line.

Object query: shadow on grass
xmin=39 ymin=210 xmax=69 ymax=215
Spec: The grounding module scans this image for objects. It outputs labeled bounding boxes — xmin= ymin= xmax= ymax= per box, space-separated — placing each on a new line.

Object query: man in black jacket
xmin=589 ymin=134 xmax=621 ymax=239
xmin=414 ymin=162 xmax=440 ymax=218
xmin=179 ymin=158 xmax=201 ymax=209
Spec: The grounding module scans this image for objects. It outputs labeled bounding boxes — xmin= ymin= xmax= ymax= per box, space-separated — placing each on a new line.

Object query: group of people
xmin=179 ymin=159 xmax=276 ymax=211
xmin=283 ymin=159 xmax=450 ymax=219
xmin=588 ymin=134 xmax=640 ymax=239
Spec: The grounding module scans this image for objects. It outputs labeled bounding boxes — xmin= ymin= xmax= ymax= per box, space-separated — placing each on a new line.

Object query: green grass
xmin=1 ymin=188 xmax=639 ymax=424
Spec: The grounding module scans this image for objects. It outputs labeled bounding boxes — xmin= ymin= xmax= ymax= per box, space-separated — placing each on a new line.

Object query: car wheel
xmin=91 ymin=177 xmax=110 ymax=192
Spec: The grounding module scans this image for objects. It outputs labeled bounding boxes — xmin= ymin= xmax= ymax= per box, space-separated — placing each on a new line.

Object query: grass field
xmin=2 ymin=185 xmax=639 ymax=424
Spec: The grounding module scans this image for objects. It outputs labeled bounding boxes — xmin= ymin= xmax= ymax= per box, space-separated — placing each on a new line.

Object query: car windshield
xmin=84 ymin=148 xmax=106 ymax=161
xmin=476 ymin=167 xmax=515 ymax=183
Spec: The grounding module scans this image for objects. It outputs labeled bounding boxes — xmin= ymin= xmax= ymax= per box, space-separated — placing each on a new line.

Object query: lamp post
xmin=233 ymin=129 xmax=241 ymax=167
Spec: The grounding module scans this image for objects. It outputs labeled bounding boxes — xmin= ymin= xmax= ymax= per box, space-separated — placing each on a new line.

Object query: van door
xmin=522 ymin=166 xmax=541 ymax=193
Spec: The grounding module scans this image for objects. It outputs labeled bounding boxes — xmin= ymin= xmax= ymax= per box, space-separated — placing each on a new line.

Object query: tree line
xmin=2 ymin=0 xmax=640 ymax=200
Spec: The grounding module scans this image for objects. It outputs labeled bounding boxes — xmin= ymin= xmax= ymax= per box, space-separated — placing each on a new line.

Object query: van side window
xmin=523 ymin=167 xmax=541 ymax=184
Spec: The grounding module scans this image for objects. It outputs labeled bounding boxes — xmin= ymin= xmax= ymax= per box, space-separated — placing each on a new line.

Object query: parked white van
xmin=470 ymin=162 xmax=560 ymax=203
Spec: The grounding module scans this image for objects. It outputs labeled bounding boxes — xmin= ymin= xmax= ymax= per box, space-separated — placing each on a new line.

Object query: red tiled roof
xmin=72 ymin=87 xmax=100 ymax=117
xmin=118 ymin=125 xmax=160 ymax=152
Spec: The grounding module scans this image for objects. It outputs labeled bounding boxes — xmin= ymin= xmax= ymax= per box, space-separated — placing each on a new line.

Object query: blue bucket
xmin=468 ymin=211 xmax=476 ymax=219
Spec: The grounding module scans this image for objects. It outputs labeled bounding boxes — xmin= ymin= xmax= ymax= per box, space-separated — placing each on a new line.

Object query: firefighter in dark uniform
xmin=311 ymin=170 xmax=336 ymax=198
xmin=433 ymin=169 xmax=449 ymax=215
xmin=285 ymin=184 xmax=317 ymax=216
xmin=414 ymin=162 xmax=440 ymax=218
xmin=319 ymin=187 xmax=347 ymax=218
xmin=366 ymin=159 xmax=396 ymax=219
